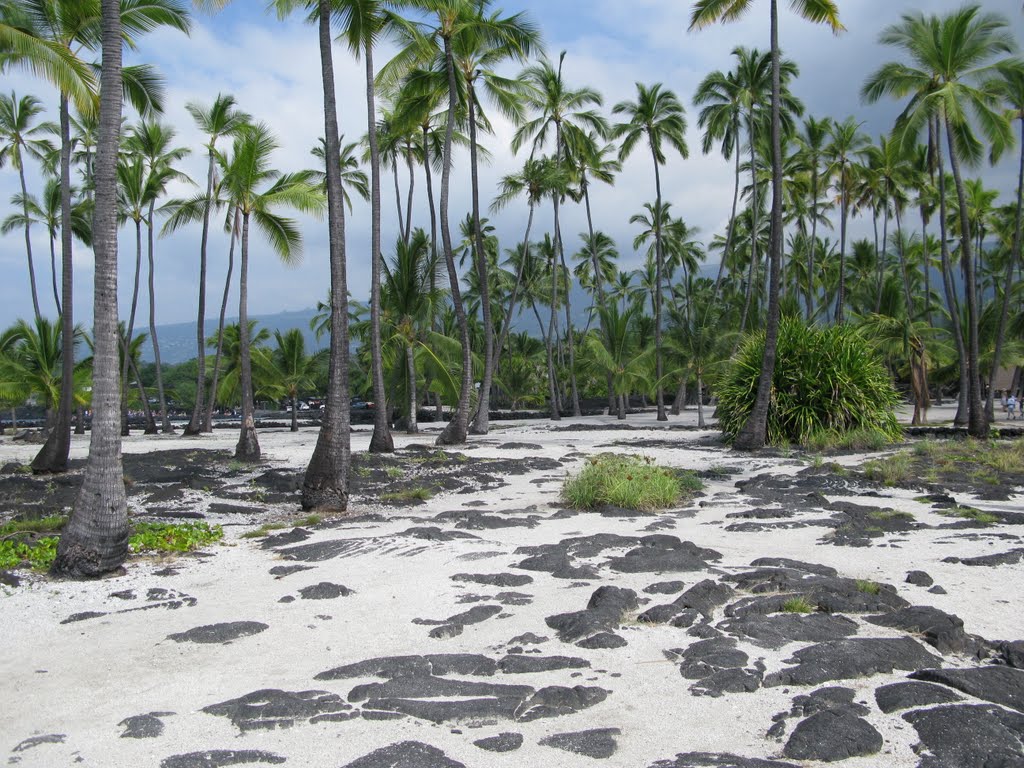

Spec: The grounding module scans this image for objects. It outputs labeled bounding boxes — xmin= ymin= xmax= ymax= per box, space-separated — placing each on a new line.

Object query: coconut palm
xmin=181 ymin=93 xmax=250 ymax=435
xmin=825 ymin=116 xmax=869 ymax=324
xmin=863 ymin=4 xmax=1017 ymax=438
xmin=614 ymin=83 xmax=688 ymax=423
xmin=0 ymin=91 xmax=55 ymax=320
xmin=794 ymin=115 xmax=832 ymax=319
xmin=265 ymin=329 xmax=321 ymax=432
xmin=219 ymin=122 xmax=324 ymax=461
xmin=0 ymin=316 xmax=86 ymax=428
xmin=583 ymin=302 xmax=653 ymax=420
xmin=690 ymin=0 xmax=843 ymax=451
xmin=310 ymin=136 xmax=370 ymax=211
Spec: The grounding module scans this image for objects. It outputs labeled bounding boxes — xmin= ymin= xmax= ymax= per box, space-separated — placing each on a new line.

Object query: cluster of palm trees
xmin=1 ymin=0 xmax=1023 ymax=576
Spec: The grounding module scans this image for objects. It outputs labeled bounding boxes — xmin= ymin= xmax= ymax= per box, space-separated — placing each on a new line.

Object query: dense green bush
xmin=562 ymin=453 xmax=702 ymax=512
xmin=716 ymin=317 xmax=901 ymax=447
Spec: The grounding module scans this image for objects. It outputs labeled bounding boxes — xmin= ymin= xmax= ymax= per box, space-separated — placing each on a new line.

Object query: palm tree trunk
xmin=922 ymin=207 xmax=932 ymax=328
xmin=469 ymin=86 xmax=496 ymax=435
xmin=944 ymin=115 xmax=988 ymax=438
xmin=652 ymin=147 xmax=666 ymax=421
xmin=17 ymin=162 xmax=41 ymax=320
xmin=205 ymin=209 xmax=238 ymax=431
xmin=581 ymin=183 xmax=616 ymax=414
xmin=933 ymin=117 xmax=968 ymax=428
xmin=876 ymin=204 xmax=889 ymax=313
xmin=697 ymin=371 xmax=706 ymax=428
xmin=366 ymin=40 xmax=394 ymax=453
xmin=52 ymin=0 xmax=128 ymax=576
xmin=186 ymin=143 xmax=217 ymax=435
xmin=49 ymin=231 xmax=61 ymax=316
xmin=406 ymin=344 xmax=418 ymax=434
xmin=807 ymin=165 xmax=818 ymax=320
xmin=436 ymin=35 xmax=473 ymax=446
xmin=545 ymin=231 xmax=560 ymax=421
xmin=146 ymin=203 xmax=172 ymax=433
xmin=121 ymin=219 xmax=144 ymax=436
xmin=493 ymin=203 xmax=535 ymax=373
xmin=713 ymin=126 xmax=742 ymax=304
xmin=734 ymin=0 xmax=783 ymax=451
xmin=302 ymin=0 xmax=351 ymax=512
xmin=985 ymin=117 xmax=1024 ymax=421
xmin=554 ymin=196 xmax=581 ymax=417
xmin=291 ymin=394 xmax=298 ymax=432
xmin=739 ymin=109 xmax=759 ymax=337
xmin=235 ymin=212 xmax=260 ymax=461
xmin=835 ymin=177 xmax=849 ymax=324
xmin=130 ymin=352 xmax=157 ymax=434
xmin=392 ymin=161 xmax=405 ymax=246
xmin=31 ymin=95 xmax=74 ymax=474
xmin=404 ymin=143 xmax=415 ymax=247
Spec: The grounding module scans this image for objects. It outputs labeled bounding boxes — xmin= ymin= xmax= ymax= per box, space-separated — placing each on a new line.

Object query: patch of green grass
xmin=299 ymin=514 xmax=322 ymax=526
xmin=130 ymin=522 xmax=224 ymax=553
xmin=226 ymin=460 xmax=247 ymax=472
xmin=384 ymin=467 xmax=404 ymax=480
xmin=354 ymin=466 xmax=372 ymax=478
xmin=868 ymin=509 xmax=915 ymax=522
xmin=862 ymin=452 xmax=915 ymax=486
xmin=0 ymin=515 xmax=67 ymax=537
xmin=562 ymin=453 xmax=701 ymax=513
xmin=803 ymin=425 xmax=894 ymax=453
xmin=939 ymin=506 xmax=998 ymax=525
xmin=856 ymin=579 xmax=881 ymax=595
xmin=381 ymin=486 xmax=434 ymax=502
xmin=781 ymin=597 xmax=815 ymax=613
xmin=240 ymin=522 xmax=287 ymax=539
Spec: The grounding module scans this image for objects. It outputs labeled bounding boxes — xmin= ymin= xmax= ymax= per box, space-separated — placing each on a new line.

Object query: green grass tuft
xmin=0 ymin=515 xmax=67 ymax=537
xmin=562 ymin=453 xmax=701 ymax=513
xmin=856 ymin=579 xmax=882 ymax=595
xmin=781 ymin=597 xmax=815 ymax=613
xmin=939 ymin=506 xmax=998 ymax=525
xmin=381 ymin=486 xmax=434 ymax=502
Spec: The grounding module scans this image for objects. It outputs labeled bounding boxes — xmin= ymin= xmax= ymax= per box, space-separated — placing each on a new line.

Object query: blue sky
xmin=1 ymin=0 xmax=1023 ymax=331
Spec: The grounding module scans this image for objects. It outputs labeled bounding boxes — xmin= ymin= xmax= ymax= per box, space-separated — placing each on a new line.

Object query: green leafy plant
xmin=781 ymin=596 xmax=815 ymax=613
xmin=562 ymin=453 xmax=701 ymax=513
xmin=855 ymin=579 xmax=882 ymax=595
xmin=0 ymin=537 xmax=59 ymax=570
xmin=716 ymin=317 xmax=901 ymax=447
xmin=129 ymin=522 xmax=224 ymax=553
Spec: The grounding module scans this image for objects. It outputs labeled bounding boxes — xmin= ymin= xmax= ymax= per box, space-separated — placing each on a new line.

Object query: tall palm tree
xmin=0 ymin=91 xmax=55 ymax=320
xmin=220 ymin=122 xmax=324 ymax=461
xmin=181 ymin=93 xmax=250 ymax=435
xmin=691 ymin=0 xmax=842 ymax=451
xmin=267 ymin=329 xmax=320 ymax=432
xmin=825 ymin=116 xmax=868 ymax=324
xmin=795 ymin=115 xmax=832 ymax=319
xmin=124 ymin=118 xmax=191 ymax=434
xmin=613 ymin=82 xmax=688 ymax=421
xmin=53 ymin=0 xmax=153 ymax=576
xmin=863 ymin=4 xmax=1016 ymax=439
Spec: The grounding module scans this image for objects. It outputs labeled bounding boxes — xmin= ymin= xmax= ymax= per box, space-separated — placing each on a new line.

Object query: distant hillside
xmin=139 ymin=308 xmax=323 ymax=364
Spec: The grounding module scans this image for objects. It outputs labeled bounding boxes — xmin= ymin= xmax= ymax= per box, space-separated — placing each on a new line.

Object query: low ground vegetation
xmin=563 ymin=453 xmax=702 ymax=512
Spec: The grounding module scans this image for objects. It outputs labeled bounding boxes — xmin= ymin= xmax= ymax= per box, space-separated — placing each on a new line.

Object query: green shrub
xmin=0 ymin=537 xmax=59 ymax=571
xmin=781 ymin=596 xmax=815 ymax=613
xmin=562 ymin=453 xmax=701 ymax=512
xmin=939 ymin=506 xmax=998 ymax=525
xmin=856 ymin=579 xmax=882 ymax=595
xmin=716 ymin=317 xmax=902 ymax=447
xmin=381 ymin=486 xmax=434 ymax=502
xmin=0 ymin=515 xmax=67 ymax=536
xmin=129 ymin=522 xmax=224 ymax=553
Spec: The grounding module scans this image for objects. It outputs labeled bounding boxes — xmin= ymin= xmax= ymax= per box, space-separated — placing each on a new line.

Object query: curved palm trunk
xmin=651 ymin=148 xmax=667 ymax=421
xmin=436 ymin=34 xmax=473 ymax=446
xmin=234 ymin=212 xmax=260 ymax=461
xmin=49 ymin=230 xmax=61 ymax=316
xmin=421 ymin=125 xmax=444 ymax=423
xmin=404 ymin=143 xmax=415 ymax=247
xmin=366 ymin=40 xmax=394 ymax=453
xmin=52 ymin=0 xmax=128 ymax=576
xmin=129 ymin=352 xmax=157 ymax=434
xmin=835 ymin=176 xmax=849 ymax=324
xmin=146 ymin=203 xmax=172 ymax=433
xmin=302 ymin=0 xmax=351 ymax=512
xmin=17 ymin=162 xmax=41 ymax=320
xmin=944 ymin=116 xmax=988 ymax=439
xmin=121 ymin=219 xmax=144 ymax=436
xmin=713 ymin=126 xmax=742 ymax=305
xmin=894 ymin=206 xmax=927 ymax=425
xmin=933 ymin=119 xmax=969 ymax=427
xmin=469 ymin=87 xmax=496 ymax=435
xmin=205 ymin=210 xmax=238 ymax=431
xmin=807 ymin=166 xmax=819 ymax=320
xmin=186 ymin=143 xmax=218 ymax=435
xmin=738 ymin=109 xmax=759 ymax=336
xmin=545 ymin=233 xmax=560 ymax=422
xmin=734 ymin=0 xmax=783 ymax=452
xmin=986 ymin=117 xmax=1024 ymax=421
xmin=392 ymin=161 xmax=405 ymax=245
xmin=493 ymin=203 xmax=535 ymax=373
xmin=32 ymin=95 xmax=74 ymax=473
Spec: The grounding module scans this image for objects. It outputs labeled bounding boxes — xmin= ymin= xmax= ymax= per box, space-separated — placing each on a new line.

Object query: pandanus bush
xmin=716 ymin=316 xmax=901 ymax=447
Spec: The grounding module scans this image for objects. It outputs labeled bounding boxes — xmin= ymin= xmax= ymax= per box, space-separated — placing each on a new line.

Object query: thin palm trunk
xmin=366 ymin=40 xmax=393 ymax=453
xmin=713 ymin=125 xmax=742 ymax=304
xmin=835 ymin=179 xmax=849 ymax=324
xmin=581 ymin=181 xmax=616 ymax=413
xmin=205 ymin=209 xmax=238 ymax=431
xmin=302 ymin=0 xmax=351 ymax=511
xmin=493 ymin=203 xmax=535 ymax=372
xmin=121 ymin=219 xmax=144 ymax=436
xmin=933 ymin=117 xmax=968 ymax=427
xmin=404 ymin=143 xmax=415 ymax=247
xmin=555 ymin=200 xmax=580 ymax=417
xmin=392 ymin=161 xmax=405 ymax=246
xmin=922 ymin=206 xmax=932 ymax=327
xmin=876 ymin=204 xmax=889 ymax=313
xmin=422 ymin=125 xmax=443 ymax=423
xmin=128 ymin=351 xmax=156 ymax=434
xmin=32 ymin=95 xmax=73 ymax=473
xmin=652 ymin=147 xmax=666 ymax=421
xmin=146 ymin=202 xmax=172 ymax=432
xmin=436 ymin=35 xmax=473 ymax=446
xmin=697 ymin=371 xmax=706 ymax=428
xmin=739 ymin=108 xmax=759 ymax=336
xmin=469 ymin=86 xmax=495 ymax=434
xmin=52 ymin=0 xmax=128 ymax=576
xmin=944 ymin=114 xmax=988 ymax=438
xmin=234 ymin=212 xmax=260 ymax=460
xmin=986 ymin=118 xmax=1024 ymax=420
xmin=17 ymin=162 xmax=41 ymax=320
xmin=186 ymin=142 xmax=217 ymax=435
xmin=48 ymin=230 xmax=61 ymax=316
xmin=807 ymin=162 xmax=818 ymax=320
xmin=405 ymin=344 xmax=418 ymax=434
xmin=734 ymin=0 xmax=783 ymax=451
xmin=545 ymin=229 xmax=560 ymax=421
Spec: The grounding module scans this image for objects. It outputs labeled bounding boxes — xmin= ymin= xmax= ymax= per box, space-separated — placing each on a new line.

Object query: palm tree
xmin=613 ymin=82 xmax=687 ymax=422
xmin=0 ymin=317 xmax=85 ymax=429
xmin=267 ymin=329 xmax=320 ymax=432
xmin=825 ymin=116 xmax=868 ymax=324
xmin=691 ymin=0 xmax=843 ymax=451
xmin=795 ymin=115 xmax=832 ymax=319
xmin=583 ymin=303 xmax=652 ymax=420
xmin=863 ymin=4 xmax=1016 ymax=439
xmin=124 ymin=119 xmax=192 ymax=434
xmin=181 ymin=93 xmax=250 ymax=436
xmin=220 ymin=122 xmax=324 ymax=461
xmin=310 ymin=136 xmax=370 ymax=212
xmin=0 ymin=91 xmax=55 ymax=320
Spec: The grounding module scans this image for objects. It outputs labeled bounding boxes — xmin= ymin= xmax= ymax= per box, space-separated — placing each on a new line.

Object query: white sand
xmin=0 ymin=409 xmax=1021 ymax=767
